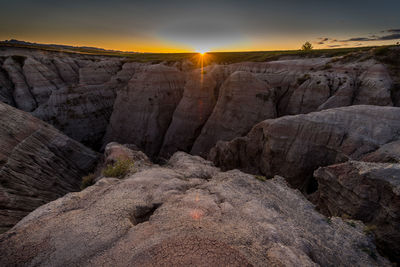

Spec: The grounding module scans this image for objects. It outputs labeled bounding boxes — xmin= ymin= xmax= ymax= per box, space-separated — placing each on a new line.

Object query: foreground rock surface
xmin=210 ymin=105 xmax=400 ymax=191
xmin=312 ymin=161 xmax=400 ymax=263
xmin=0 ymin=102 xmax=99 ymax=232
xmin=0 ymin=150 xmax=389 ymax=266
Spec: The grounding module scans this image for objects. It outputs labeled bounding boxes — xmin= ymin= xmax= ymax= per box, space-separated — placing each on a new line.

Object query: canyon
xmin=0 ymin=44 xmax=399 ymax=265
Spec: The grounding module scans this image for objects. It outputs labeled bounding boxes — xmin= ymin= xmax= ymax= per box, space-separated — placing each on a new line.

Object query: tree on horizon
xmin=301 ymin=41 xmax=313 ymax=51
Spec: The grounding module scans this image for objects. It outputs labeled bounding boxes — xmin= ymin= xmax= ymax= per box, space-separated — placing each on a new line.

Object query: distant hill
xmin=0 ymin=39 xmax=139 ymax=55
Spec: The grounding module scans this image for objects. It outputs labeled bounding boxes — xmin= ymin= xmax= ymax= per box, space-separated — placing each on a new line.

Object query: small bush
xmin=254 ymin=175 xmax=267 ymax=182
xmin=102 ymin=159 xmax=135 ymax=178
xmin=341 ymin=213 xmax=351 ymax=219
xmin=363 ymin=224 xmax=377 ymax=235
xmin=81 ymin=173 xmax=95 ymax=190
xmin=360 ymin=247 xmax=378 ymax=260
xmin=346 ymin=221 xmax=356 ymax=228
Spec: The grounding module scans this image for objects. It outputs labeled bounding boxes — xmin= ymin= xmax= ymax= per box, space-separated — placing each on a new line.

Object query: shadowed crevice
xmin=129 ymin=203 xmax=162 ymax=225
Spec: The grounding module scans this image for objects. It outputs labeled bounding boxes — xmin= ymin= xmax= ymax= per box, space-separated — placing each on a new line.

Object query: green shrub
xmin=254 ymin=175 xmax=267 ymax=182
xmin=81 ymin=173 xmax=95 ymax=190
xmin=346 ymin=221 xmax=356 ymax=228
xmin=363 ymin=224 xmax=377 ymax=235
xmin=102 ymin=159 xmax=135 ymax=178
xmin=360 ymin=247 xmax=378 ymax=260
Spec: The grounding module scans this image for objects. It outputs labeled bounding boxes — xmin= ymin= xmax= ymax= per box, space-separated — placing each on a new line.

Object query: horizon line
xmin=0 ymin=38 xmax=395 ymax=55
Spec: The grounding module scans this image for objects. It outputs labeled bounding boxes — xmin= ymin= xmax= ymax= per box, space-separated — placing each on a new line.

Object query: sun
xmin=196 ymin=49 xmax=208 ymax=55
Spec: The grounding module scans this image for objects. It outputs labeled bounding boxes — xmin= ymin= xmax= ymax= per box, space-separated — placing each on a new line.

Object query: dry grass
xmin=254 ymin=175 xmax=267 ymax=182
xmin=102 ymin=159 xmax=135 ymax=178
xmin=81 ymin=173 xmax=95 ymax=190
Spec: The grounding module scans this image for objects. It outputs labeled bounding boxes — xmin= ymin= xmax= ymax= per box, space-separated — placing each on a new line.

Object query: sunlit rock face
xmin=209 ymin=105 xmax=400 ymax=191
xmin=0 ymin=102 xmax=99 ymax=233
xmin=159 ymin=70 xmax=218 ymax=159
xmin=0 ymin=149 xmax=390 ymax=266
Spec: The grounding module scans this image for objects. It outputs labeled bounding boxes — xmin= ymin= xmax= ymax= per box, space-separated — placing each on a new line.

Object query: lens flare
xmin=196 ymin=48 xmax=208 ymax=55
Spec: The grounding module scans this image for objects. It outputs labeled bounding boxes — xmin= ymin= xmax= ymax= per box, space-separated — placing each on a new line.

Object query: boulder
xmin=0 ymin=152 xmax=388 ymax=266
xmin=362 ymin=140 xmax=400 ymax=163
xmin=312 ymin=161 xmax=400 ymax=263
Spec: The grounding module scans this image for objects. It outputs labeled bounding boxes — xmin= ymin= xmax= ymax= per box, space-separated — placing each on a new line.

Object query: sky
xmin=0 ymin=0 xmax=399 ymax=52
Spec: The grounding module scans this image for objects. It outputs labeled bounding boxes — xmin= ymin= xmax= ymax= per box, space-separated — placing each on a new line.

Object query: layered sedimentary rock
xmin=103 ymin=64 xmax=185 ymax=157
xmin=362 ymin=140 xmax=400 ymax=163
xmin=0 ymin=47 xmax=146 ymax=148
xmin=226 ymin=58 xmax=394 ymax=114
xmin=0 ymin=47 xmax=397 ymax=157
xmin=312 ymin=161 xmax=400 ymax=263
xmin=161 ymin=58 xmax=394 ymax=158
xmin=0 ymin=102 xmax=99 ymax=233
xmin=159 ymin=70 xmax=218 ymax=158
xmin=191 ymin=71 xmax=277 ymax=157
xmin=29 ymin=60 xmax=147 ymax=149
xmin=209 ymin=105 xmax=400 ymax=191
xmin=0 ymin=150 xmax=389 ymax=266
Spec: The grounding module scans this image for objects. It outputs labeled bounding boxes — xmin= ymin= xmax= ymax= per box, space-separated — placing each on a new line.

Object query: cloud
xmin=339 ymin=33 xmax=400 ymax=42
xmin=386 ymin=29 xmax=400 ymax=33
xmin=317 ymin=28 xmax=400 ymax=47
xmin=343 ymin=37 xmax=371 ymax=42
xmin=377 ymin=33 xmax=400 ymax=40
xmin=314 ymin=37 xmax=330 ymax=45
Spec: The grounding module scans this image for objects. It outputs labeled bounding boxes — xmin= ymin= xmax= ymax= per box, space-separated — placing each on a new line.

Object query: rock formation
xmin=1 ymin=45 xmax=399 ymax=264
xmin=0 ymin=102 xmax=99 ymax=233
xmin=103 ymin=64 xmax=185 ymax=157
xmin=1 ymin=46 xmax=397 ymax=157
xmin=191 ymin=71 xmax=277 ymax=157
xmin=159 ymin=70 xmax=218 ymax=158
xmin=0 ymin=47 xmax=147 ymax=148
xmin=0 ymin=148 xmax=389 ymax=266
xmin=311 ymin=161 xmax=400 ymax=263
xmin=209 ymin=105 xmax=400 ymax=191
